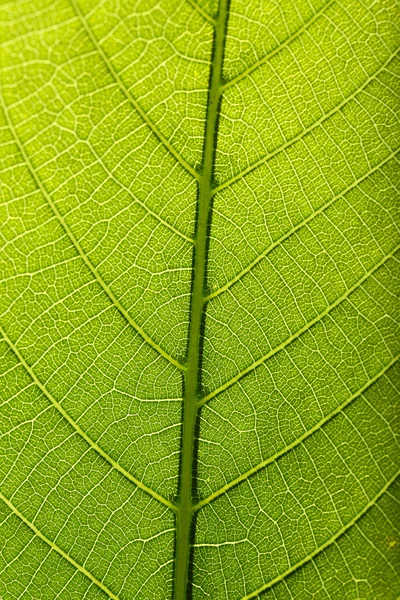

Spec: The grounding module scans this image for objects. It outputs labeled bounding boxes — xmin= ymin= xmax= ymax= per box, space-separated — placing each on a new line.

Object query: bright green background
xmin=0 ymin=0 xmax=399 ymax=598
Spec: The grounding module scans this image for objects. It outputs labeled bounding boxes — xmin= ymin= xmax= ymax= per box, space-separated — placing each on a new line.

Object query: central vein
xmin=173 ymin=1 xmax=230 ymax=598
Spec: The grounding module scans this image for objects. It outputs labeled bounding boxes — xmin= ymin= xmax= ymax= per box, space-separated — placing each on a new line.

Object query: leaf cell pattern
xmin=0 ymin=0 xmax=399 ymax=599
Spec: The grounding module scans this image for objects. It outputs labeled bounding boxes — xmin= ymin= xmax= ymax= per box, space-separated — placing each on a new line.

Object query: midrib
xmin=173 ymin=1 xmax=230 ymax=597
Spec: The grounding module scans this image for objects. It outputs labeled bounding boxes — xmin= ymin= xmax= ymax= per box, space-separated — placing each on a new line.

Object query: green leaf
xmin=1 ymin=0 xmax=399 ymax=598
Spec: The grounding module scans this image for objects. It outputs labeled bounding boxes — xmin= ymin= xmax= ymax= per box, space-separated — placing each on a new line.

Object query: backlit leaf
xmin=1 ymin=0 xmax=399 ymax=598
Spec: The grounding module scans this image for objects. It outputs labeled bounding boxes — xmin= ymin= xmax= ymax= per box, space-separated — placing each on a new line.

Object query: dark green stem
xmin=173 ymin=1 xmax=229 ymax=598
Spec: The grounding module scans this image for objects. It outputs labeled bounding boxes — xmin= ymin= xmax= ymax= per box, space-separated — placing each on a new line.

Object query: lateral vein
xmin=0 ymin=323 xmax=177 ymax=512
xmin=200 ymin=245 xmax=399 ymax=405
xmin=0 ymin=491 xmax=120 ymax=600
xmin=204 ymin=149 xmax=399 ymax=301
xmin=186 ymin=0 xmax=217 ymax=26
xmin=194 ymin=354 xmax=398 ymax=509
xmin=222 ymin=0 xmax=334 ymax=91
xmin=239 ymin=469 xmax=399 ymax=599
xmin=213 ymin=48 xmax=399 ymax=194
xmin=0 ymin=92 xmax=185 ymax=373
xmin=69 ymin=0 xmax=200 ymax=181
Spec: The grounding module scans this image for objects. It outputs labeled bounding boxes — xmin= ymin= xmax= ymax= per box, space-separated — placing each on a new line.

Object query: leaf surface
xmin=0 ymin=0 xmax=399 ymax=599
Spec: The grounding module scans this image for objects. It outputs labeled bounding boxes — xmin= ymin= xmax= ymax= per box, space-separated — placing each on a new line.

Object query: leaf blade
xmin=1 ymin=0 xmax=399 ymax=598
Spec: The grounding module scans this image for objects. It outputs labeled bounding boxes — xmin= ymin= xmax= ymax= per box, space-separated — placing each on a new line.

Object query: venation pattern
xmin=0 ymin=0 xmax=399 ymax=599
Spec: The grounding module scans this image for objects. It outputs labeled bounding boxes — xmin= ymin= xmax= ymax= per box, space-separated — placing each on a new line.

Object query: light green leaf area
xmin=0 ymin=0 xmax=399 ymax=599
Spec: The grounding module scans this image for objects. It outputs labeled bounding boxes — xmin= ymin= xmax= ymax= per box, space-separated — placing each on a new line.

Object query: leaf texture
xmin=0 ymin=0 xmax=399 ymax=599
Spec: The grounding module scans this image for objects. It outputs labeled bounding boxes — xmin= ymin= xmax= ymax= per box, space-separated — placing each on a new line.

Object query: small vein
xmin=213 ymin=49 xmax=399 ymax=194
xmin=239 ymin=469 xmax=399 ymax=599
xmin=0 ymin=491 xmax=120 ymax=600
xmin=0 ymin=92 xmax=185 ymax=373
xmin=222 ymin=0 xmax=334 ymax=91
xmin=186 ymin=0 xmax=217 ymax=26
xmin=199 ymin=245 xmax=399 ymax=406
xmin=0 ymin=323 xmax=178 ymax=513
xmin=69 ymin=0 xmax=200 ymax=181
xmin=204 ymin=149 xmax=399 ymax=301
xmin=194 ymin=354 xmax=398 ymax=510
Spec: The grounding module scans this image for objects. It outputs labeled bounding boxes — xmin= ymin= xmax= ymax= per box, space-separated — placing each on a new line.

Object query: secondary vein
xmin=204 ymin=149 xmax=399 ymax=301
xmin=186 ymin=0 xmax=217 ymax=26
xmin=0 ymin=91 xmax=185 ymax=373
xmin=200 ymin=245 xmax=400 ymax=405
xmin=213 ymin=48 xmax=399 ymax=195
xmin=0 ymin=323 xmax=177 ymax=512
xmin=240 ymin=469 xmax=399 ymax=599
xmin=69 ymin=0 xmax=200 ymax=181
xmin=222 ymin=0 xmax=334 ymax=91
xmin=193 ymin=354 xmax=398 ymax=510
xmin=0 ymin=491 xmax=120 ymax=600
